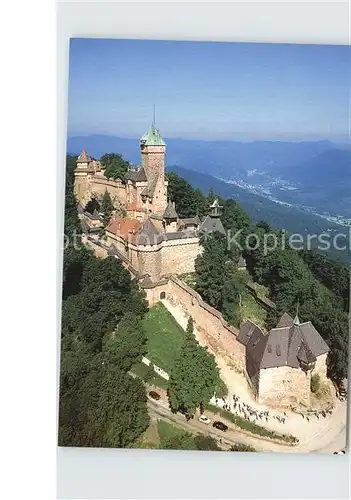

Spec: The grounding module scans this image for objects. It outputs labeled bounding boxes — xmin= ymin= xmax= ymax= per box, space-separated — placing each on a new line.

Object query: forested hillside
xmin=167 ymin=166 xmax=350 ymax=264
xmin=167 ymin=172 xmax=349 ymax=381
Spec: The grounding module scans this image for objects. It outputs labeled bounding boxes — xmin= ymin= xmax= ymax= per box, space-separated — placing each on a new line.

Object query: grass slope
xmin=143 ymin=302 xmax=186 ymax=371
xmin=131 ymin=362 xmax=169 ymax=390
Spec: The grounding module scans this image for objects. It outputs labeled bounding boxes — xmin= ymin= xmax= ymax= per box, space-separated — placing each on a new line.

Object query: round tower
xmin=74 ymin=149 xmax=94 ymax=203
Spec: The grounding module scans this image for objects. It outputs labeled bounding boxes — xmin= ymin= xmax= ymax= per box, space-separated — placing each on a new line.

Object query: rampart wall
xmin=165 ymin=276 xmax=246 ymax=371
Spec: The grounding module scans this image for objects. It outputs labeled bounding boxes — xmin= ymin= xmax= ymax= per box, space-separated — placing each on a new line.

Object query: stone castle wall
xmin=165 ymin=276 xmax=246 ymax=371
xmin=141 ymin=145 xmax=165 ymax=180
xmin=144 ymin=283 xmax=169 ymax=306
xmin=161 ymin=239 xmax=201 ymax=276
xmin=105 ymin=232 xmax=128 ymax=258
xmin=313 ymin=353 xmax=328 ymax=380
xmin=89 ymin=177 xmax=128 ymax=205
xmin=75 ymin=174 xmax=167 ymax=215
xmin=84 ymin=237 xmax=109 ymax=259
xmin=137 ymin=247 xmax=162 ymax=282
xmin=74 ymin=173 xmax=91 ymax=204
xmin=74 ymin=174 xmax=128 ymax=207
xmin=258 ymin=365 xmax=311 ymax=408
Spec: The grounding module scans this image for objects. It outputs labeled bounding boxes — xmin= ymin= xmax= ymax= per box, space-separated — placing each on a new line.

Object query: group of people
xmin=213 ymin=393 xmax=334 ymax=428
xmin=297 ymin=407 xmax=333 ymax=422
xmin=215 ymin=394 xmax=288 ymax=425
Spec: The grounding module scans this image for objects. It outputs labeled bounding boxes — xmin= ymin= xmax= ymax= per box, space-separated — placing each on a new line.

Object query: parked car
xmin=148 ymin=390 xmax=161 ymax=401
xmin=212 ymin=421 xmax=228 ymax=432
xmin=198 ymin=415 xmax=211 ymax=425
xmin=333 ymin=450 xmax=345 ymax=455
xmin=338 ymin=380 xmax=347 ymax=396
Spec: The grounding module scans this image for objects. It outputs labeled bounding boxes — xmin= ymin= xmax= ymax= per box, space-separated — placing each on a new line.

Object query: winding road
xmin=147 ymin=394 xmax=348 ymax=453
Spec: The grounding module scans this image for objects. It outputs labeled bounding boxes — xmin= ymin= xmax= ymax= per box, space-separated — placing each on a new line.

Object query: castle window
xmin=267 ymin=344 xmax=272 ymax=353
xmin=160 ymin=292 xmax=166 ymax=299
xmin=276 ymin=345 xmax=281 ymax=356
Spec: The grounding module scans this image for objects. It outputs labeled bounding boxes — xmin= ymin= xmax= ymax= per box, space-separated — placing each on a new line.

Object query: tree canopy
xmin=101 ymin=153 xmax=130 ymax=182
xmin=195 ymin=232 xmax=228 ymax=310
xmin=59 ymin=155 xmax=151 ymax=448
xmin=85 ymin=197 xmax=100 ymax=215
xmin=195 ymin=231 xmax=245 ymax=327
xmin=100 ymin=189 xmax=114 ymax=227
xmin=168 ymin=324 xmax=224 ymax=416
xmin=59 ymin=339 xmax=149 ymax=448
xmin=166 ymin=172 xmax=208 ymax=218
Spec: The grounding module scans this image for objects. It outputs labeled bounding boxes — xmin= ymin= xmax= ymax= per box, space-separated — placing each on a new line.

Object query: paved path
xmin=161 ymin=298 xmax=348 ymax=454
xmin=147 ymin=398 xmax=291 ymax=452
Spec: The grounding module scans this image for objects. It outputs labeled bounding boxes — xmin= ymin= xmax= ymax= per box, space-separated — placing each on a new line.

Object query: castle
xmin=74 ymin=124 xmax=225 ymax=284
xmin=74 ymin=124 xmax=330 ymax=409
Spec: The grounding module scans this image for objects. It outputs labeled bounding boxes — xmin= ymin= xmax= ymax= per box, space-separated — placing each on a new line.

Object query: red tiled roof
xmin=106 ymin=216 xmax=141 ymax=239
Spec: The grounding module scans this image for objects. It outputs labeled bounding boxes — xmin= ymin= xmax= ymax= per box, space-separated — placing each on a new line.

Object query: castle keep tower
xmin=140 ymin=124 xmax=167 ymax=214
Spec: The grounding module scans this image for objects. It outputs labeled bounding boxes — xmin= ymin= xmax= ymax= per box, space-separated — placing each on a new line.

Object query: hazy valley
xmin=67 ymin=134 xmax=351 ymax=262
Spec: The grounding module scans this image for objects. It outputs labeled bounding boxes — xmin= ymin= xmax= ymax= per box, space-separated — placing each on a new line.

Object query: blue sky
xmin=68 ymin=38 xmax=350 ymax=141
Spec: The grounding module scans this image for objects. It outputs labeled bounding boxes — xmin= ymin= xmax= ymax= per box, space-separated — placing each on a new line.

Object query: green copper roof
xmin=140 ymin=124 xmax=166 ymax=146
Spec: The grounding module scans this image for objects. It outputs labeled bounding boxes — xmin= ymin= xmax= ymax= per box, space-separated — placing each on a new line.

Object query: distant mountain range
xmin=166 ymin=165 xmax=350 ymax=264
xmin=67 ymin=134 xmax=350 ymax=262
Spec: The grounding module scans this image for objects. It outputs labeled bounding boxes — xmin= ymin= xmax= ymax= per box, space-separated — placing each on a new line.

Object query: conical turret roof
xmin=163 ymin=200 xmax=178 ymax=219
xmin=76 ymin=149 xmax=92 ymax=163
xmin=140 ymin=124 xmax=166 ymax=146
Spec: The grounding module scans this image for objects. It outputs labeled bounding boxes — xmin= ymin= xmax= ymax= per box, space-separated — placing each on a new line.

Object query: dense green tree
xmin=59 ymin=341 xmax=149 ymax=448
xmin=186 ymin=316 xmax=194 ymax=336
xmin=256 ymin=220 xmax=272 ymax=233
xmin=221 ymin=270 xmax=245 ymax=327
xmin=310 ymin=374 xmax=320 ymax=394
xmin=62 ymin=243 xmax=94 ymax=300
xmin=104 ymin=312 xmax=147 ymax=371
xmin=168 ymin=332 xmax=223 ymax=416
xmin=207 ymin=187 xmax=219 ymax=205
xmin=229 ymin=443 xmax=256 ymax=452
xmin=100 ymin=189 xmax=114 ymax=226
xmin=166 ymin=172 xmax=207 ymax=218
xmin=221 ymin=198 xmax=251 ymax=233
xmin=300 ymin=249 xmax=349 ymax=312
xmin=163 ymin=432 xmax=197 ymax=450
xmin=101 ymin=153 xmax=130 ymax=181
xmin=64 ymin=155 xmax=81 ymax=237
xmin=85 ymin=197 xmax=100 ymax=215
xmin=195 ymin=232 xmax=228 ymax=309
xmin=194 ymin=435 xmax=221 ymax=451
xmin=62 ymin=255 xmax=148 ymax=350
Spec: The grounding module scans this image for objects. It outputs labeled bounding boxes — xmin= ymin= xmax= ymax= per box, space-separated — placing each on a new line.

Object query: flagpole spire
xmin=153 ymin=104 xmax=156 ymax=126
xmin=293 ymin=298 xmax=300 ymax=326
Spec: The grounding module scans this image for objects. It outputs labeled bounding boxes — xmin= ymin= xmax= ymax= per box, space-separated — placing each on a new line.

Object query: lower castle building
xmin=238 ymin=312 xmax=330 ymax=407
